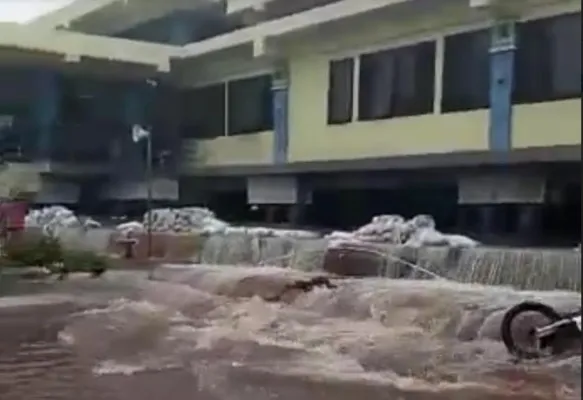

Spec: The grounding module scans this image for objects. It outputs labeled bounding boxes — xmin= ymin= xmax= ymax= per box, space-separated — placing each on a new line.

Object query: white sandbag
xmin=116 ymin=221 xmax=145 ymax=237
xmin=83 ymin=218 xmax=102 ymax=229
xmin=443 ymin=234 xmax=480 ymax=248
xmin=326 ymin=231 xmax=353 ymax=240
xmin=325 ymin=211 xmax=479 ymax=249
xmin=270 ymin=229 xmax=319 ymax=239
xmin=25 ymin=205 xmax=101 ymax=237
xmin=143 ymin=207 xmax=229 ymax=234
xmin=404 ymin=228 xmax=450 ymax=248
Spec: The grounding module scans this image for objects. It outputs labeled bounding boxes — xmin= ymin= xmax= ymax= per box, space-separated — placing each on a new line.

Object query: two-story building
xmin=0 ymin=0 xmax=580 ymax=241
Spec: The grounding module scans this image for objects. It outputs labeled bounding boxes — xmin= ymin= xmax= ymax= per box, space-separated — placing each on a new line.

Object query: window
xmin=327 ymin=58 xmax=354 ymax=125
xmin=442 ymin=29 xmax=490 ymax=112
xmin=227 ymin=75 xmax=273 ymax=136
xmin=514 ymin=12 xmax=581 ymax=104
xmin=179 ymin=83 xmax=226 ymax=139
xmin=358 ymin=41 xmax=435 ymax=121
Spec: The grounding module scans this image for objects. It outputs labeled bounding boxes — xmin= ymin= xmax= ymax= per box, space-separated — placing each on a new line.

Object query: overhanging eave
xmin=29 ymin=0 xmax=117 ymax=29
xmin=0 ymin=23 xmax=178 ymax=72
xmin=30 ymin=0 xmax=223 ymax=36
xmin=178 ymin=0 xmax=412 ymax=59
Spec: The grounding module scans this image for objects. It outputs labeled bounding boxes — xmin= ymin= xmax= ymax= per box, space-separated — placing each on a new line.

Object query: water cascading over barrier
xmin=49 ymin=228 xmax=581 ymax=291
xmin=187 ymin=235 xmax=581 ymax=291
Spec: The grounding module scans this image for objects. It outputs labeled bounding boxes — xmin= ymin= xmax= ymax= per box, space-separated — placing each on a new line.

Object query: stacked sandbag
xmin=143 ymin=207 xmax=229 ymax=234
xmin=354 ymin=214 xmax=406 ymax=243
xmin=326 ymin=213 xmax=478 ymax=249
xmin=115 ymin=221 xmax=146 ymax=237
xmin=116 ymin=207 xmax=321 ymax=239
xmin=225 ymin=226 xmax=319 ymax=239
xmin=404 ymin=228 xmax=479 ymax=248
xmin=25 ymin=205 xmax=101 ymax=237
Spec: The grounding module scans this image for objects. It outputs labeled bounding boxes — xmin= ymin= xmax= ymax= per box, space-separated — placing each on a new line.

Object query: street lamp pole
xmin=145 ymin=129 xmax=153 ymax=259
xmin=145 ymin=78 xmax=157 ymax=259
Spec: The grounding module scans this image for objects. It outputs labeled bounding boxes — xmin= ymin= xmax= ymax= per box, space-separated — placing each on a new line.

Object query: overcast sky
xmin=0 ymin=0 xmax=74 ymax=23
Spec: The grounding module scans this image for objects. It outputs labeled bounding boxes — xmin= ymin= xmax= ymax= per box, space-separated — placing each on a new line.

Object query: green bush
xmin=2 ymin=235 xmax=63 ymax=268
xmin=61 ymin=249 xmax=110 ymax=277
xmin=1 ymin=235 xmax=110 ymax=278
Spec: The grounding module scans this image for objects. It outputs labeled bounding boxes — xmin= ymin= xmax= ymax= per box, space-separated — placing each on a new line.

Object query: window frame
xmin=327 ymin=57 xmax=355 ymax=125
xmin=226 ymin=74 xmax=274 ymax=136
xmin=513 ymin=11 xmax=581 ymax=105
xmin=357 ymin=40 xmax=437 ymax=121
xmin=441 ymin=28 xmax=491 ymax=113
xmin=179 ymin=82 xmax=226 ymax=139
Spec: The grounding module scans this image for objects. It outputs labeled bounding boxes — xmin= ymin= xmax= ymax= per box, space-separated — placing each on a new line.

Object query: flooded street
xmin=0 ymin=266 xmax=580 ymax=400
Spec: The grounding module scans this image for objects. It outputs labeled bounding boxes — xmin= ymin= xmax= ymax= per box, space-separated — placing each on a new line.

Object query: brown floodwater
xmin=0 ymin=266 xmax=580 ymax=400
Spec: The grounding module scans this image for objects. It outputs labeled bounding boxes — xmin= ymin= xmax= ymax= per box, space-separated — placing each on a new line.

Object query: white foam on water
xmin=56 ymin=268 xmax=581 ymax=399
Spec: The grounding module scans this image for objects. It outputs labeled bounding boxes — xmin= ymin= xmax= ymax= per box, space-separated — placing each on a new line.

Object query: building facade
xmin=0 ymin=0 xmax=580 ymax=242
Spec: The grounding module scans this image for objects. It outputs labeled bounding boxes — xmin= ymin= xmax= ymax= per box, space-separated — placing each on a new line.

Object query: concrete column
xmin=478 ymin=205 xmax=497 ymax=235
xmin=287 ymin=203 xmax=306 ymax=225
xmin=266 ymin=205 xmax=277 ymax=224
xmin=271 ymin=76 xmax=289 ymax=164
xmin=288 ymin=181 xmax=310 ymax=226
xmin=517 ymin=204 xmax=542 ymax=237
xmin=34 ymin=69 xmax=59 ymax=160
xmin=488 ymin=20 xmax=516 ymax=151
xmin=457 ymin=207 xmax=469 ymax=232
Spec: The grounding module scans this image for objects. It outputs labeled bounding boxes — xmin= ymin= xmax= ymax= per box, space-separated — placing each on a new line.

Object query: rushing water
xmin=0 ymin=267 xmax=580 ymax=400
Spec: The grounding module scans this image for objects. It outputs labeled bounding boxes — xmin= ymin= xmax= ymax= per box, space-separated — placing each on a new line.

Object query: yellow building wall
xmin=286 ymin=3 xmax=491 ymax=163
xmin=288 ymin=55 xmax=488 ymax=162
xmin=182 ymin=131 xmax=274 ymax=167
xmin=286 ymin=0 xmax=581 ymax=162
xmin=181 ymin=0 xmax=580 ymax=168
xmin=512 ymin=99 xmax=581 ymax=148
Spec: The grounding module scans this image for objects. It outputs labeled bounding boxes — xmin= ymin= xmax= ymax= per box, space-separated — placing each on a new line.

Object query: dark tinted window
xmin=514 ymin=12 xmax=581 ymax=103
xmin=180 ymin=83 xmax=226 ymax=139
xmin=227 ymin=75 xmax=273 ymax=135
xmin=327 ymin=58 xmax=354 ymax=125
xmin=358 ymin=41 xmax=435 ymax=121
xmin=442 ymin=29 xmax=490 ymax=112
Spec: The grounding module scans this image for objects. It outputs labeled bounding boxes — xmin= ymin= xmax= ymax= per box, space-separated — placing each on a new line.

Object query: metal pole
xmin=144 ymin=77 xmax=157 ymax=260
xmin=146 ymin=131 xmax=153 ymax=259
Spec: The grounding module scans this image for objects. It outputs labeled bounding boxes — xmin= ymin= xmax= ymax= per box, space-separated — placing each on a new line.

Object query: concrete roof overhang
xmin=4 ymin=0 xmax=568 ymax=75
xmin=31 ymin=0 xmax=222 ymax=35
xmin=178 ymin=0 xmax=417 ymax=60
xmin=176 ymin=0 xmax=555 ymax=60
xmin=7 ymin=0 xmax=432 ymax=74
xmin=0 ymin=22 xmax=178 ymax=74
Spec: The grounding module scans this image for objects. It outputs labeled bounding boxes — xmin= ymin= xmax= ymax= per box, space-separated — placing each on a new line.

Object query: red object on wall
xmin=0 ymin=200 xmax=27 ymax=231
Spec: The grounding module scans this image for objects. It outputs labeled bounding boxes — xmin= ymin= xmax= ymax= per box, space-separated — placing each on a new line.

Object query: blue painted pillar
xmin=488 ymin=20 xmax=516 ymax=152
xmin=34 ymin=69 xmax=59 ymax=159
xmin=271 ymin=77 xmax=289 ymax=164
